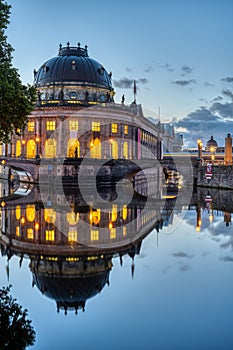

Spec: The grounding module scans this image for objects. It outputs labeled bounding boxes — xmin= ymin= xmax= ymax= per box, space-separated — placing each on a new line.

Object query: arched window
xmin=26 ymin=140 xmax=36 ymax=158
xmin=15 ymin=206 xmax=21 ymax=220
xmin=45 ymin=139 xmax=56 ymax=158
xmin=67 ymin=211 xmax=79 ymax=225
xmin=111 ymin=140 xmax=118 ymax=159
xmin=123 ymin=141 xmax=128 ymax=159
xmin=16 ymin=141 xmax=21 ymax=157
xmin=26 ymin=205 xmax=35 ymax=222
xmin=90 ymin=138 xmax=101 ymax=159
xmin=44 ymin=208 xmax=56 ymax=224
xmin=67 ymin=139 xmax=80 ymax=158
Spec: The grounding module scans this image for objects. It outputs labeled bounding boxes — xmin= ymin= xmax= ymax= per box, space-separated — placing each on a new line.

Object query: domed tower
xmin=206 ymin=135 xmax=218 ymax=152
xmin=33 ymin=42 xmax=114 ymax=106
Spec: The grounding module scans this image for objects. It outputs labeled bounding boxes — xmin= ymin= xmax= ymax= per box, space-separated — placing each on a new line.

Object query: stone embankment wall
xmin=196 ymin=165 xmax=233 ymax=189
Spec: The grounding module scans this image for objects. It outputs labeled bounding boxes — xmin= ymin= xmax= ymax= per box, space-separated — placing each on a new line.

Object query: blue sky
xmin=6 ymin=0 xmax=233 ymax=146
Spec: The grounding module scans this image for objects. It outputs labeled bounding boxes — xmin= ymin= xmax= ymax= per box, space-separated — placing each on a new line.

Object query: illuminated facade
xmin=0 ymin=43 xmax=162 ymax=182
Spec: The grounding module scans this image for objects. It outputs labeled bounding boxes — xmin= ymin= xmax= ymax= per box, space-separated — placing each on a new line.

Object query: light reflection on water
xmin=0 ymin=181 xmax=233 ymax=350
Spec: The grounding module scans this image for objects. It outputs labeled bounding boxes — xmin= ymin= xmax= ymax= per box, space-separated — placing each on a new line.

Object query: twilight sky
xmin=6 ymin=0 xmax=233 ymax=146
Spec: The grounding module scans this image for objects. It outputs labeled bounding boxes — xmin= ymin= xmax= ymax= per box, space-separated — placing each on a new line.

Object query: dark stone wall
xmin=196 ymin=165 xmax=233 ymax=189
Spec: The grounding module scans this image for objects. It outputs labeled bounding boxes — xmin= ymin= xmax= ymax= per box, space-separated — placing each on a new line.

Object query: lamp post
xmin=35 ymin=136 xmax=40 ymax=162
xmin=22 ymin=139 xmax=26 ymax=158
xmin=109 ymin=138 xmax=113 ymax=158
xmin=197 ymin=139 xmax=203 ymax=161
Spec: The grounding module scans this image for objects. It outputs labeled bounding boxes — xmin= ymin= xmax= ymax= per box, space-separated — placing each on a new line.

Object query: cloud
xmin=179 ymin=263 xmax=190 ymax=272
xmin=210 ymin=101 xmax=233 ymax=118
xmin=144 ymin=65 xmax=153 ymax=73
xmin=172 ymin=79 xmax=196 ymax=87
xmin=159 ymin=63 xmax=175 ymax=72
xmin=126 ymin=67 xmax=132 ymax=73
xmin=176 ymin=106 xmax=232 ymax=146
xmin=139 ymin=78 xmax=149 ymax=84
xmin=222 ymin=89 xmax=233 ymax=101
xmin=181 ymin=65 xmax=193 ymax=75
xmin=113 ymin=77 xmax=149 ymax=89
xmin=210 ymin=96 xmax=223 ymax=102
xmin=172 ymin=252 xmax=194 ymax=258
xmin=221 ymin=77 xmax=233 ymax=83
xmin=113 ymin=77 xmax=134 ymax=89
xmin=220 ymin=256 xmax=233 ymax=262
xmin=204 ymin=81 xmax=215 ymax=87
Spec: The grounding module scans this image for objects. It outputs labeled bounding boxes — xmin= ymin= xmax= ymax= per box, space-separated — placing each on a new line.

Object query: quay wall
xmin=196 ymin=165 xmax=233 ymax=190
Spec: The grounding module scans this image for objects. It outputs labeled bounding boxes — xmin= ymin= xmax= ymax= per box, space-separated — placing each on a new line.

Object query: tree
xmin=0 ymin=0 xmax=36 ymax=143
xmin=0 ymin=285 xmax=36 ymax=349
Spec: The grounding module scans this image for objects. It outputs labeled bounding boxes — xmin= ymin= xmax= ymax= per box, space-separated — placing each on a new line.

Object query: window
xmin=67 ymin=211 xmax=79 ymax=225
xmin=122 ymin=205 xmax=127 ymax=220
xmin=15 ymin=206 xmax=21 ymax=220
xmin=27 ymin=228 xmax=34 ymax=240
xmin=69 ymin=120 xmax=79 ymax=131
xmin=44 ymin=208 xmax=56 ymax=224
xmin=45 ymin=230 xmax=55 ymax=241
xmin=111 ymin=123 xmax=118 ymax=133
xmin=26 ymin=205 xmax=35 ymax=222
xmin=92 ymin=121 xmax=100 ymax=131
xmin=124 ymin=125 xmax=128 ymax=135
xmin=16 ymin=226 xmax=20 ymax=237
xmin=16 ymin=140 xmax=21 ymax=157
xmin=27 ymin=121 xmax=35 ymax=132
xmin=110 ymin=228 xmax=116 ymax=239
xmin=112 ymin=204 xmax=117 ymax=222
xmin=68 ymin=228 xmax=78 ymax=242
xmin=46 ymin=121 xmax=56 ymax=131
xmin=91 ymin=230 xmax=99 ymax=241
xmin=45 ymin=139 xmax=56 ymax=158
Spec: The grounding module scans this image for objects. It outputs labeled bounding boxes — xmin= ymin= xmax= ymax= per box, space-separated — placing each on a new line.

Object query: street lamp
xmin=197 ymin=139 xmax=203 ymax=160
xmin=35 ymin=136 xmax=40 ymax=161
xmin=22 ymin=139 xmax=26 ymax=157
xmin=109 ymin=138 xmax=113 ymax=158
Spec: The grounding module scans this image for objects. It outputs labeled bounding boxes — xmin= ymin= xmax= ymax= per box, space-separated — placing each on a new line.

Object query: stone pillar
xmin=224 ymin=133 xmax=232 ymax=165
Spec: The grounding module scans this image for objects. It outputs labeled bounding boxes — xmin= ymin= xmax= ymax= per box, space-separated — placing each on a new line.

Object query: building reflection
xmin=0 ymin=182 xmax=167 ymax=314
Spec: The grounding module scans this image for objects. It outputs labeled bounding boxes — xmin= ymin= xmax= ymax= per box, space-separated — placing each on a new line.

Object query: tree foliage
xmin=0 ymin=0 xmax=36 ymax=142
xmin=0 ymin=285 xmax=36 ymax=349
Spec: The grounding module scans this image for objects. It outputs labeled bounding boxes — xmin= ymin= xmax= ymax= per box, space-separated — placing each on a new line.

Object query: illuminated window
xmin=67 ymin=139 xmax=80 ymax=157
xmin=46 ymin=121 xmax=56 ymax=130
xmin=112 ymin=204 xmax=117 ymax=222
xmin=16 ymin=226 xmax=20 ymax=237
xmin=27 ymin=228 xmax=34 ymax=240
xmin=45 ymin=139 xmax=56 ymax=158
xmin=69 ymin=120 xmax=79 ymax=131
xmin=90 ymin=138 xmax=101 ymax=158
xmin=122 ymin=205 xmax=127 ymax=220
xmin=111 ymin=123 xmax=118 ymax=133
xmin=45 ymin=230 xmax=55 ymax=241
xmin=124 ymin=125 xmax=128 ymax=135
xmin=44 ymin=208 xmax=56 ymax=224
xmin=0 ymin=143 xmax=2 ymax=156
xmin=110 ymin=228 xmax=116 ymax=239
xmin=90 ymin=230 xmax=99 ymax=241
xmin=26 ymin=140 xmax=36 ymax=158
xmin=111 ymin=140 xmax=118 ymax=159
xmin=15 ymin=206 xmax=21 ymax=220
xmin=16 ymin=140 xmax=21 ymax=157
xmin=90 ymin=209 xmax=101 ymax=225
xmin=92 ymin=121 xmax=100 ymax=131
xmin=26 ymin=205 xmax=35 ymax=222
xmin=27 ymin=121 xmax=35 ymax=132
xmin=67 ymin=211 xmax=79 ymax=225
xmin=123 ymin=226 xmax=127 ymax=236
xmin=123 ymin=141 xmax=128 ymax=159
xmin=68 ymin=228 xmax=78 ymax=242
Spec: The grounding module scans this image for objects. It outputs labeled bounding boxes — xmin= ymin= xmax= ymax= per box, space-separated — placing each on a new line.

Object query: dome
xmin=33 ymin=42 xmax=114 ymax=106
xmin=206 ymin=135 xmax=218 ymax=151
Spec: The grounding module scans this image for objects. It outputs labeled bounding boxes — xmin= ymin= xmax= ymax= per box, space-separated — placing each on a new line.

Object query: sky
xmin=6 ymin=0 xmax=233 ymax=147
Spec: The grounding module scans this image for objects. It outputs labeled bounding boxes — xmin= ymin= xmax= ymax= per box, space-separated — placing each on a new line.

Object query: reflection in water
xmin=0 ymin=181 xmax=232 ymax=318
xmin=0 ymin=181 xmax=167 ymax=315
